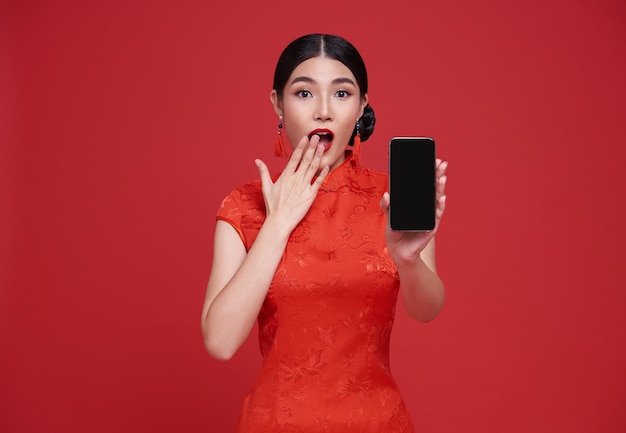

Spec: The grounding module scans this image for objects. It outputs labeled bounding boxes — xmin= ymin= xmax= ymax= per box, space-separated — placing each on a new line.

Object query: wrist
xmin=261 ymin=214 xmax=296 ymax=241
xmin=393 ymin=253 xmax=425 ymax=272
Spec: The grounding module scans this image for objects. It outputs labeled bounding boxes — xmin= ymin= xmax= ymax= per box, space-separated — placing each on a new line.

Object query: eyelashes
xmin=296 ymin=90 xmax=312 ymax=98
xmin=294 ymin=89 xmax=352 ymax=98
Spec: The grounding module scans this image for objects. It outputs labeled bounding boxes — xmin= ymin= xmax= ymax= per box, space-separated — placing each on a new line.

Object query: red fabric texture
xmin=216 ymin=157 xmax=416 ymax=433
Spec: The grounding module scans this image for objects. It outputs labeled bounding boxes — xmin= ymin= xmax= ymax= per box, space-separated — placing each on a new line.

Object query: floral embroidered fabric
xmin=216 ymin=157 xmax=416 ymax=433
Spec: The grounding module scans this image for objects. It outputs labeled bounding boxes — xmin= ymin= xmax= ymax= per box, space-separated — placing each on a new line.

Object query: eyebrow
xmin=289 ymin=76 xmax=357 ymax=86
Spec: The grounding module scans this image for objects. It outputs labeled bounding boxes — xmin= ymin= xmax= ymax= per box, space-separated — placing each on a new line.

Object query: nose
xmin=314 ymin=96 xmax=332 ymax=122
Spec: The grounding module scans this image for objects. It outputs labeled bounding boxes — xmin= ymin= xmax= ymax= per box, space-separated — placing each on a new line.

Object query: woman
xmin=201 ymin=33 xmax=448 ymax=432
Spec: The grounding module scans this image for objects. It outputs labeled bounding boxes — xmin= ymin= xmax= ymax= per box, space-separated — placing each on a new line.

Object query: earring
xmin=351 ymin=118 xmax=361 ymax=165
xmin=274 ymin=116 xmax=289 ymax=158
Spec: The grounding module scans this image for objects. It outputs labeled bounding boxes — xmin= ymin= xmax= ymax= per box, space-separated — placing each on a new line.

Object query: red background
xmin=2 ymin=0 xmax=626 ymax=432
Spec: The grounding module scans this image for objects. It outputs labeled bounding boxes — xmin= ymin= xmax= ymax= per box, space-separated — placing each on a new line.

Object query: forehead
xmin=288 ymin=56 xmax=357 ymax=85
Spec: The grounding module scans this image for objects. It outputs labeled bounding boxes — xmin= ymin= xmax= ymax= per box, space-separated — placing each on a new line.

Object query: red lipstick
xmin=308 ymin=129 xmax=334 ymax=152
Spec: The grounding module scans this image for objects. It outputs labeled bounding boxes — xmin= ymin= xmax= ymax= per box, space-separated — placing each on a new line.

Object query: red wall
xmin=2 ymin=1 xmax=626 ymax=432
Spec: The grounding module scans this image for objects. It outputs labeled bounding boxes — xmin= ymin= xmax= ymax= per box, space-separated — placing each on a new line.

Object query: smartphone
xmin=389 ymin=137 xmax=436 ymax=231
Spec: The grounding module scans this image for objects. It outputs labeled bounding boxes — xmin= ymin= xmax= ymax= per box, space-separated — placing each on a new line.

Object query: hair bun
xmin=359 ymin=104 xmax=376 ymax=142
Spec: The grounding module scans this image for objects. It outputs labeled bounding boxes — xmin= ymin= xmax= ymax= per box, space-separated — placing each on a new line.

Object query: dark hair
xmin=272 ymin=34 xmax=376 ymax=143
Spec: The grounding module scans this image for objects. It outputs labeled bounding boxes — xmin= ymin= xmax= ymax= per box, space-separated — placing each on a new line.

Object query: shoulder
xmin=217 ymin=179 xmax=264 ymax=219
xmin=351 ymin=165 xmax=388 ymax=190
xmin=220 ymin=179 xmax=262 ymax=205
xmin=361 ymin=166 xmax=388 ymax=182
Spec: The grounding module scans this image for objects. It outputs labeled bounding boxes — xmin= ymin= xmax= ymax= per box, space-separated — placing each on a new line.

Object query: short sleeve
xmin=216 ymin=188 xmax=246 ymax=245
xmin=215 ymin=180 xmax=265 ymax=250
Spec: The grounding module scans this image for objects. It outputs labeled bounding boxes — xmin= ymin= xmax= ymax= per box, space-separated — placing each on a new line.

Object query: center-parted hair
xmin=272 ymin=34 xmax=376 ymax=143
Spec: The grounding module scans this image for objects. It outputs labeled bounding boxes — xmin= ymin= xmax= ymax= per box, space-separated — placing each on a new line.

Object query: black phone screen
xmin=389 ymin=137 xmax=436 ymax=231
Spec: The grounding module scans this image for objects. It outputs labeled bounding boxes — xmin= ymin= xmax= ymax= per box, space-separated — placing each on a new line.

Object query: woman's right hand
xmin=202 ymin=135 xmax=329 ymax=360
xmin=255 ymin=135 xmax=329 ymax=233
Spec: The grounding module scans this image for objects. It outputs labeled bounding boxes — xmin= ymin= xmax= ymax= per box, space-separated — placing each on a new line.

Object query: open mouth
xmin=308 ymin=129 xmax=334 ymax=151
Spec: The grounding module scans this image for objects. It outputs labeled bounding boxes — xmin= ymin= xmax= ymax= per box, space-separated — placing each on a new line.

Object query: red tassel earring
xmin=274 ymin=116 xmax=289 ymax=158
xmin=351 ymin=119 xmax=361 ymax=165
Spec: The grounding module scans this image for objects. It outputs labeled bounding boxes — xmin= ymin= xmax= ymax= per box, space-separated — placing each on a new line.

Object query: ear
xmin=270 ymin=89 xmax=283 ymax=117
xmin=359 ymin=93 xmax=369 ymax=118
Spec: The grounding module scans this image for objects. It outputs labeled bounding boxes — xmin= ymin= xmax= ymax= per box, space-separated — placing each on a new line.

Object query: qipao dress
xmin=216 ymin=156 xmax=416 ymax=433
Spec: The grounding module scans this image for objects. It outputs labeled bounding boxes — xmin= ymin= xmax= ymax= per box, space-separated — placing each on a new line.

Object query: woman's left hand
xmin=380 ymin=159 xmax=448 ymax=264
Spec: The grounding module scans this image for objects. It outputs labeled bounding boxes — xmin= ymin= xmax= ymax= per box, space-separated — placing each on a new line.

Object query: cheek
xmin=281 ymin=112 xmax=305 ymax=145
xmin=282 ymin=102 xmax=307 ymax=125
xmin=283 ymin=124 xmax=306 ymax=147
xmin=339 ymin=118 xmax=357 ymax=137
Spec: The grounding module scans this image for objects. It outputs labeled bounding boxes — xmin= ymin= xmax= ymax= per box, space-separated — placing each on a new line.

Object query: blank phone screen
xmin=389 ymin=137 xmax=436 ymax=231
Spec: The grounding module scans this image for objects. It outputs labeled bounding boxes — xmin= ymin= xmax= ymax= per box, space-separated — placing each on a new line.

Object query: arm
xmin=394 ymin=237 xmax=445 ymax=322
xmin=201 ymin=217 xmax=292 ymax=360
xmin=380 ymin=159 xmax=448 ymax=322
xmin=201 ymin=137 xmax=329 ymax=360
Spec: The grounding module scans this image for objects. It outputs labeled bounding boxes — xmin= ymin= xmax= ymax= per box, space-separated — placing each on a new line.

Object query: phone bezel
xmin=388 ymin=136 xmax=436 ymax=232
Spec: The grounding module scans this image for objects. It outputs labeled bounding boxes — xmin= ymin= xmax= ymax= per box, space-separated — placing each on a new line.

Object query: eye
xmin=335 ymin=90 xmax=350 ymax=98
xmin=296 ymin=90 xmax=312 ymax=98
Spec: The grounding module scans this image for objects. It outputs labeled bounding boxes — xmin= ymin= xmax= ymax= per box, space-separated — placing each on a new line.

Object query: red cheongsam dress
xmin=216 ymin=156 xmax=416 ymax=433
